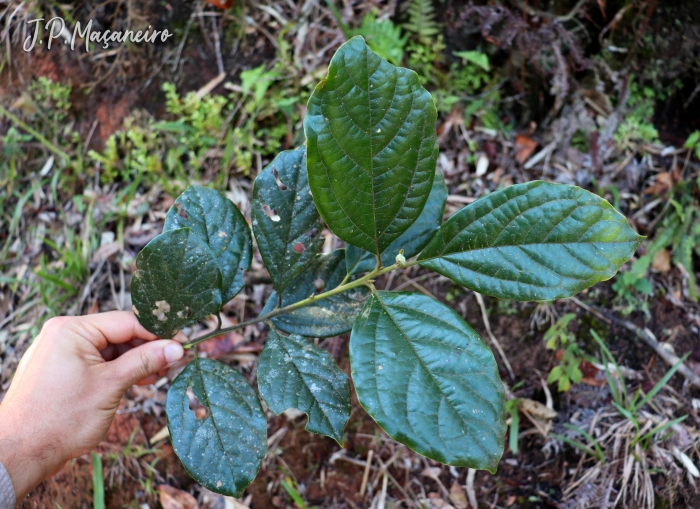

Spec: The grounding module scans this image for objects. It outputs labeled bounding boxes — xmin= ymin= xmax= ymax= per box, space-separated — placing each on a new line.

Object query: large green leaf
xmin=346 ymin=169 xmax=447 ymax=274
xmin=350 ymin=291 xmax=506 ymax=472
xmin=132 ymin=228 xmax=222 ymax=338
xmin=252 ymin=146 xmax=324 ymax=294
xmin=164 ymin=186 xmax=251 ymax=303
xmin=304 ymin=35 xmax=438 ymax=257
xmin=261 ymin=250 xmax=369 ymax=338
xmin=166 ymin=358 xmax=267 ymax=497
xmin=258 ymin=330 xmax=351 ymax=444
xmin=418 ymin=181 xmax=644 ymax=301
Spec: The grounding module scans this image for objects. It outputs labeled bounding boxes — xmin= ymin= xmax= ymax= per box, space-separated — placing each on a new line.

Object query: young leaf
xmin=350 ymin=291 xmax=506 ymax=472
xmin=261 ymin=250 xmax=369 ymax=337
xmin=132 ymin=228 xmax=222 ymax=338
xmin=166 ymin=358 xmax=267 ymax=497
xmin=346 ymin=169 xmax=447 ymax=274
xmin=258 ymin=330 xmax=351 ymax=444
xmin=304 ymin=35 xmax=438 ymax=257
xmin=252 ymin=146 xmax=324 ymax=293
xmin=418 ymin=181 xmax=644 ymax=301
xmin=164 ymin=186 xmax=252 ymax=303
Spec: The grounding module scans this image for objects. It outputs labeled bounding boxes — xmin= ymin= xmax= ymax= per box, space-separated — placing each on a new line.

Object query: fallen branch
xmin=570 ymin=297 xmax=700 ymax=389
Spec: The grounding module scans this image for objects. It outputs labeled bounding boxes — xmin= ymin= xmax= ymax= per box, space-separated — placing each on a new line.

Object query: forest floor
xmin=1 ymin=0 xmax=700 ymax=508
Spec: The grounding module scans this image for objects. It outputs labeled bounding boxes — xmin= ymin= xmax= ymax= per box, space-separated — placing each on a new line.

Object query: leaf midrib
xmin=420 ymin=238 xmax=638 ymax=265
xmin=363 ymin=46 xmax=379 ymax=257
xmin=277 ymin=334 xmax=343 ymax=440
xmin=373 ymin=295 xmax=493 ymax=460
xmin=193 ymin=357 xmax=238 ymax=486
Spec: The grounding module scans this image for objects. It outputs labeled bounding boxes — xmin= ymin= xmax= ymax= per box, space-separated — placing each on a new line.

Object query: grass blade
xmin=92 ymin=452 xmax=104 ymax=509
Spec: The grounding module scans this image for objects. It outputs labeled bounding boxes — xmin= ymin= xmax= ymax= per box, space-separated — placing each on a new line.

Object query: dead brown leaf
xmin=653 ymin=249 xmax=672 ymax=273
xmin=421 ymin=466 xmax=443 ymax=479
xmin=580 ymin=360 xmax=606 ymax=387
xmin=518 ymin=398 xmax=557 ymax=421
xmin=91 ymin=241 xmax=121 ymax=263
xmin=644 ymin=172 xmax=676 ymax=195
xmin=158 ymin=485 xmax=199 ymax=509
xmin=198 ymin=331 xmax=246 ymax=359
xmin=205 ymin=0 xmax=235 ymax=10
xmin=514 ymin=134 xmax=538 ymax=165
xmin=449 ymin=480 xmax=468 ymax=509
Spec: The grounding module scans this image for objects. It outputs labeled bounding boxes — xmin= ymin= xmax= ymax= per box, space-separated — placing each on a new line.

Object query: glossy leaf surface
xmin=346 ymin=170 xmax=447 ymax=274
xmin=252 ymin=146 xmax=325 ymax=294
xmin=167 ymin=358 xmax=267 ymax=497
xmin=419 ymin=181 xmax=644 ymax=301
xmin=132 ymin=228 xmax=222 ymax=338
xmin=164 ymin=186 xmax=251 ymax=302
xmin=305 ymin=36 xmax=438 ymax=256
xmin=261 ymin=250 xmax=369 ymax=337
xmin=351 ymin=291 xmax=506 ymax=472
xmin=258 ymin=330 xmax=351 ymax=444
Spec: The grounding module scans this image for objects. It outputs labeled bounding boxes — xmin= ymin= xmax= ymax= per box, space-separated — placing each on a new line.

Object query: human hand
xmin=0 ymin=311 xmax=185 ymax=502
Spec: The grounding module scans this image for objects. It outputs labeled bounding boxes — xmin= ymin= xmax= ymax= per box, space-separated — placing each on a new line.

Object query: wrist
xmin=0 ymin=406 xmax=57 ymax=501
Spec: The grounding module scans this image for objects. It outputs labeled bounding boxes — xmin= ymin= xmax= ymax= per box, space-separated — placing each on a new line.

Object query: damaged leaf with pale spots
xmin=164 ymin=185 xmax=252 ymax=303
xmin=261 ymin=250 xmax=369 ymax=337
xmin=252 ymin=146 xmax=324 ymax=293
xmin=167 ymin=358 xmax=267 ymax=497
xmin=258 ymin=330 xmax=351 ymax=444
xmin=131 ymin=228 xmax=223 ymax=337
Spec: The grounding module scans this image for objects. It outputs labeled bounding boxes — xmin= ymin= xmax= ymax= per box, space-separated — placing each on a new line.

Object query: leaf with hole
xmin=418 ymin=181 xmax=644 ymax=301
xmin=131 ymin=228 xmax=222 ymax=338
xmin=346 ymin=169 xmax=447 ymax=274
xmin=258 ymin=330 xmax=351 ymax=444
xmin=252 ymin=146 xmax=324 ymax=293
xmin=350 ymin=291 xmax=506 ymax=472
xmin=304 ymin=36 xmax=438 ymax=256
xmin=164 ymin=185 xmax=252 ymax=303
xmin=261 ymin=249 xmax=369 ymax=337
xmin=166 ymin=358 xmax=267 ymax=497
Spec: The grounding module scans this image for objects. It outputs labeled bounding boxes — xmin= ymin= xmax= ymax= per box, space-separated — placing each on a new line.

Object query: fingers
xmin=45 ymin=311 xmax=160 ymax=351
xmin=104 ymin=340 xmax=184 ymax=392
xmin=135 ymin=374 xmax=159 ymax=386
xmin=172 ymin=331 xmax=189 ymax=344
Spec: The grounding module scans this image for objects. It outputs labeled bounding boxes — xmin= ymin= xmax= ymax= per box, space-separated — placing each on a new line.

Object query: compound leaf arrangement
xmin=131 ymin=36 xmax=643 ymax=495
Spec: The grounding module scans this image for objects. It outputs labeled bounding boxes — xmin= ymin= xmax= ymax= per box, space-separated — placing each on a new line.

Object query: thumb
xmin=106 ymin=340 xmax=184 ymax=391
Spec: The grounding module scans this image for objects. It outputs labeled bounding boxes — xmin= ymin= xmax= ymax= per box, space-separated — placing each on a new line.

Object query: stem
xmin=183 ymin=260 xmax=417 ymax=349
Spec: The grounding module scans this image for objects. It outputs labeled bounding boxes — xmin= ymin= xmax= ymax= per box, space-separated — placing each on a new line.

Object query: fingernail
xmin=164 ymin=343 xmax=184 ymax=365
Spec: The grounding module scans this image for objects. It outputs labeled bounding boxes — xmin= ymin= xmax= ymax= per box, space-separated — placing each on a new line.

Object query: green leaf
xmin=164 ymin=186 xmax=252 ymax=303
xmin=304 ymin=35 xmax=438 ymax=257
xmin=258 ymin=330 xmax=351 ymax=444
xmin=453 ymin=51 xmax=490 ymax=72
xmin=347 ymin=169 xmax=447 ymax=274
xmin=684 ymin=130 xmax=700 ymax=148
xmin=261 ymin=250 xmax=369 ymax=337
xmin=350 ymin=291 xmax=506 ymax=472
xmin=418 ymin=181 xmax=644 ymax=301
xmin=166 ymin=358 xmax=267 ymax=497
xmin=252 ymin=146 xmax=325 ymax=294
xmin=132 ymin=228 xmax=222 ymax=338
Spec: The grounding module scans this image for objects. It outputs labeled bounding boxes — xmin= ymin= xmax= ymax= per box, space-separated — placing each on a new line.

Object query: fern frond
xmin=403 ymin=0 xmax=440 ymax=41
xmin=355 ymin=12 xmax=408 ymax=66
xmin=647 ymin=214 xmax=681 ymax=258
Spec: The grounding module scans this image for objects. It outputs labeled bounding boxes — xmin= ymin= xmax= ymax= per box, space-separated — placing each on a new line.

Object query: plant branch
xmin=570 ymin=296 xmax=700 ymax=389
xmin=182 ymin=260 xmax=418 ymax=349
